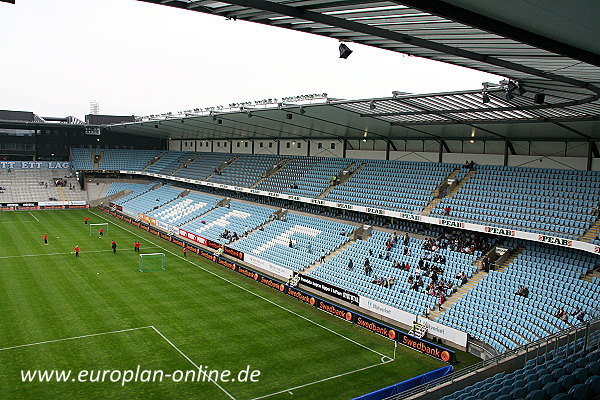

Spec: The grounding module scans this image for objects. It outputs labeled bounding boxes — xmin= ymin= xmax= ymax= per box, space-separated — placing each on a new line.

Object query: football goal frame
xmin=90 ymin=223 xmax=109 ymax=236
xmin=139 ymin=253 xmax=166 ymax=272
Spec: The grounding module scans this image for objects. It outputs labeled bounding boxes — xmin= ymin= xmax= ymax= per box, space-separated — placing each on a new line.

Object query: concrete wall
xmin=167 ymin=139 xmax=599 ymax=170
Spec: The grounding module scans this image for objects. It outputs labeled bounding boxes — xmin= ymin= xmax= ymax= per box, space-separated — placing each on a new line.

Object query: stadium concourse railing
xmin=115 ymin=169 xmax=600 ymax=256
xmin=98 ymin=205 xmax=460 ymax=365
xmin=386 ymin=312 xmax=600 ymax=400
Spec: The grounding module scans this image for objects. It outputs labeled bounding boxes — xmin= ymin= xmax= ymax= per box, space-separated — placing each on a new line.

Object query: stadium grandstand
xmin=2 ymin=1 xmax=600 ymax=399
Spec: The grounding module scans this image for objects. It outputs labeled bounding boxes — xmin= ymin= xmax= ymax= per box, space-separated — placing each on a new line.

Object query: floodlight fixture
xmin=369 ymin=100 xmax=376 ymax=110
xmin=482 ymin=92 xmax=490 ymax=104
xmin=339 ymin=43 xmax=353 ymax=59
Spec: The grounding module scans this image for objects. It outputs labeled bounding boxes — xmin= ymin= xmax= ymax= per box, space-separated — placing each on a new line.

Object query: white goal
xmin=139 ymin=253 xmax=166 ymax=272
xmin=90 ymin=223 xmax=109 ymax=236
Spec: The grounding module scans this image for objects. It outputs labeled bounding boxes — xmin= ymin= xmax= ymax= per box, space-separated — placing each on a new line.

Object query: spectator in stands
xmin=515 ymin=285 xmax=529 ymax=297
xmin=363 ymin=258 xmax=371 ymax=276
xmin=347 ymin=259 xmax=353 ymax=271
xmin=444 ymin=206 xmax=451 ymax=215
xmin=571 ymin=306 xmax=581 ymax=316
xmin=555 ymin=307 xmax=566 ymax=319
xmin=319 ymin=250 xmax=326 ymax=263
xmin=576 ymin=311 xmax=586 ymax=323
xmin=392 ymin=260 xmax=401 ymax=269
xmin=403 ymin=233 xmax=409 ymax=246
xmin=391 ymin=232 xmax=397 ymax=244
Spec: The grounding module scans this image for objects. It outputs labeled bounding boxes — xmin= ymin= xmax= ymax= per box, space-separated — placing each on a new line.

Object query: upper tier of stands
xmin=69 ymin=148 xmax=600 ymax=242
xmin=326 ymin=161 xmax=457 ymax=213
xmin=431 ymin=165 xmax=600 ymax=239
xmin=208 ymin=154 xmax=280 ymax=188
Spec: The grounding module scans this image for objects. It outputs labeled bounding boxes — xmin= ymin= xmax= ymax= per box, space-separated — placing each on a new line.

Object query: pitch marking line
xmin=251 ymin=359 xmax=394 ymax=400
xmin=0 ymin=326 xmax=153 ymax=352
xmin=91 ymin=210 xmax=391 ymax=360
xmin=150 ymin=326 xmax=236 ymax=400
xmin=0 ymin=246 xmax=164 ymax=260
xmin=28 ymin=212 xmax=40 ymax=222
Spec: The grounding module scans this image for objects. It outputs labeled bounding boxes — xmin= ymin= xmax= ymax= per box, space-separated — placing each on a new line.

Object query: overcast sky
xmin=0 ymin=0 xmax=502 ymax=119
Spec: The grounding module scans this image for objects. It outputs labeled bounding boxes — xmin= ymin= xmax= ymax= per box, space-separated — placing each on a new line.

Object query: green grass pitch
xmin=0 ymin=210 xmax=479 ymax=399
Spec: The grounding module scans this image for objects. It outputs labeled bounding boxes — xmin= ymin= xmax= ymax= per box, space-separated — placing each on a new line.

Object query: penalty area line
xmin=0 ymin=249 xmax=115 ymax=259
xmin=28 ymin=212 xmax=40 ymax=222
xmin=150 ymin=326 xmax=236 ymax=400
xmin=0 ymin=326 xmax=153 ymax=352
xmin=90 ymin=210 xmax=391 ymax=361
xmin=250 ymin=359 xmax=394 ymax=400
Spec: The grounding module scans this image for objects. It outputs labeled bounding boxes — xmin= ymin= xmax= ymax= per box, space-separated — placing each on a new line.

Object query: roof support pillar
xmin=386 ymin=140 xmax=391 ymax=161
xmin=504 ymin=139 xmax=509 ymax=166
xmin=438 ymin=139 xmax=444 ymax=163
xmin=277 ymin=140 xmax=280 ymax=156
xmin=587 ymin=140 xmax=593 ymax=171
xmin=343 ymin=139 xmax=347 ymax=158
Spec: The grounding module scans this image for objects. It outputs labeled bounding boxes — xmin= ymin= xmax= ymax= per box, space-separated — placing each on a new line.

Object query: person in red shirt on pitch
xmin=183 ymin=247 xmax=187 ymax=258
xmin=111 ymin=240 xmax=117 ymax=254
xmin=134 ymin=241 xmax=140 ymax=252
xmin=74 ymin=245 xmax=80 ymax=257
xmin=99 ymin=228 xmax=104 ymax=238
xmin=43 ymin=233 xmax=48 ymax=245
xmin=84 ymin=216 xmax=89 ymax=224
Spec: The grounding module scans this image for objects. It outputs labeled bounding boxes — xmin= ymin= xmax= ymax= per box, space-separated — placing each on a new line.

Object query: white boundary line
xmin=150 ymin=326 xmax=236 ymax=400
xmin=91 ymin=210 xmax=391 ymax=360
xmin=0 ymin=246 xmax=164 ymax=260
xmin=0 ymin=249 xmax=115 ymax=259
xmin=28 ymin=212 xmax=40 ymax=222
xmin=0 ymin=326 xmax=153 ymax=352
xmin=0 ymin=324 xmax=235 ymax=400
xmin=250 ymin=359 xmax=394 ymax=400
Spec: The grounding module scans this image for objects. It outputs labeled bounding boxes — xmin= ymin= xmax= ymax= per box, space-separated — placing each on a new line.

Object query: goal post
xmin=90 ymin=223 xmax=109 ymax=236
xmin=139 ymin=253 xmax=166 ymax=272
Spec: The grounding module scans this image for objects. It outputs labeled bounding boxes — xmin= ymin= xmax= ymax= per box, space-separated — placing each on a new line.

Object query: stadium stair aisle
xmin=497 ymin=246 xmax=526 ymax=273
xmin=142 ymin=152 xmax=165 ymax=171
xmin=316 ymin=162 xmax=365 ymax=199
xmin=428 ymin=271 xmax=488 ymax=321
xmin=205 ymin=155 xmax=238 ymax=180
xmin=250 ymin=158 xmax=291 ymax=189
xmin=57 ymin=186 xmax=67 ymax=202
xmin=302 ymin=239 xmax=356 ymax=275
xmin=421 ymin=169 xmax=461 ymax=216
xmin=579 ymin=218 xmax=600 ymax=242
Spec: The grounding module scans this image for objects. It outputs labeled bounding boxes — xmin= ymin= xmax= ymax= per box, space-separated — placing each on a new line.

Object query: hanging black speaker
xmin=534 ymin=93 xmax=545 ymax=104
xmin=339 ymin=43 xmax=353 ymax=59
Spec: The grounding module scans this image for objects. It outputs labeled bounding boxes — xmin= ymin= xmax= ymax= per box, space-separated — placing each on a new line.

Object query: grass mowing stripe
xmin=90 ymin=209 xmax=392 ymax=360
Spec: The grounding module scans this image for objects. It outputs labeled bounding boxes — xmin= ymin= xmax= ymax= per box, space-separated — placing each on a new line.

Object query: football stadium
xmin=1 ymin=1 xmax=600 ymax=399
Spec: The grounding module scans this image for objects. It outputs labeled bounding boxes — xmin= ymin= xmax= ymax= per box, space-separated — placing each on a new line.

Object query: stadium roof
xmin=106 ymin=0 xmax=600 ymax=142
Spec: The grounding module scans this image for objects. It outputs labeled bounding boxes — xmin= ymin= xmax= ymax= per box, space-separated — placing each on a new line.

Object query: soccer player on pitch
xmin=74 ymin=245 xmax=80 ymax=257
xmin=99 ymin=227 xmax=104 ymax=238
xmin=84 ymin=216 xmax=89 ymax=224
xmin=111 ymin=240 xmax=117 ymax=254
xmin=134 ymin=241 xmax=140 ymax=252
xmin=43 ymin=233 xmax=48 ymax=245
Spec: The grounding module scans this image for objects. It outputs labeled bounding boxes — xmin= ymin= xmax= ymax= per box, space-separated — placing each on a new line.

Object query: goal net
xmin=90 ymin=223 xmax=109 ymax=236
xmin=139 ymin=253 xmax=166 ymax=272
